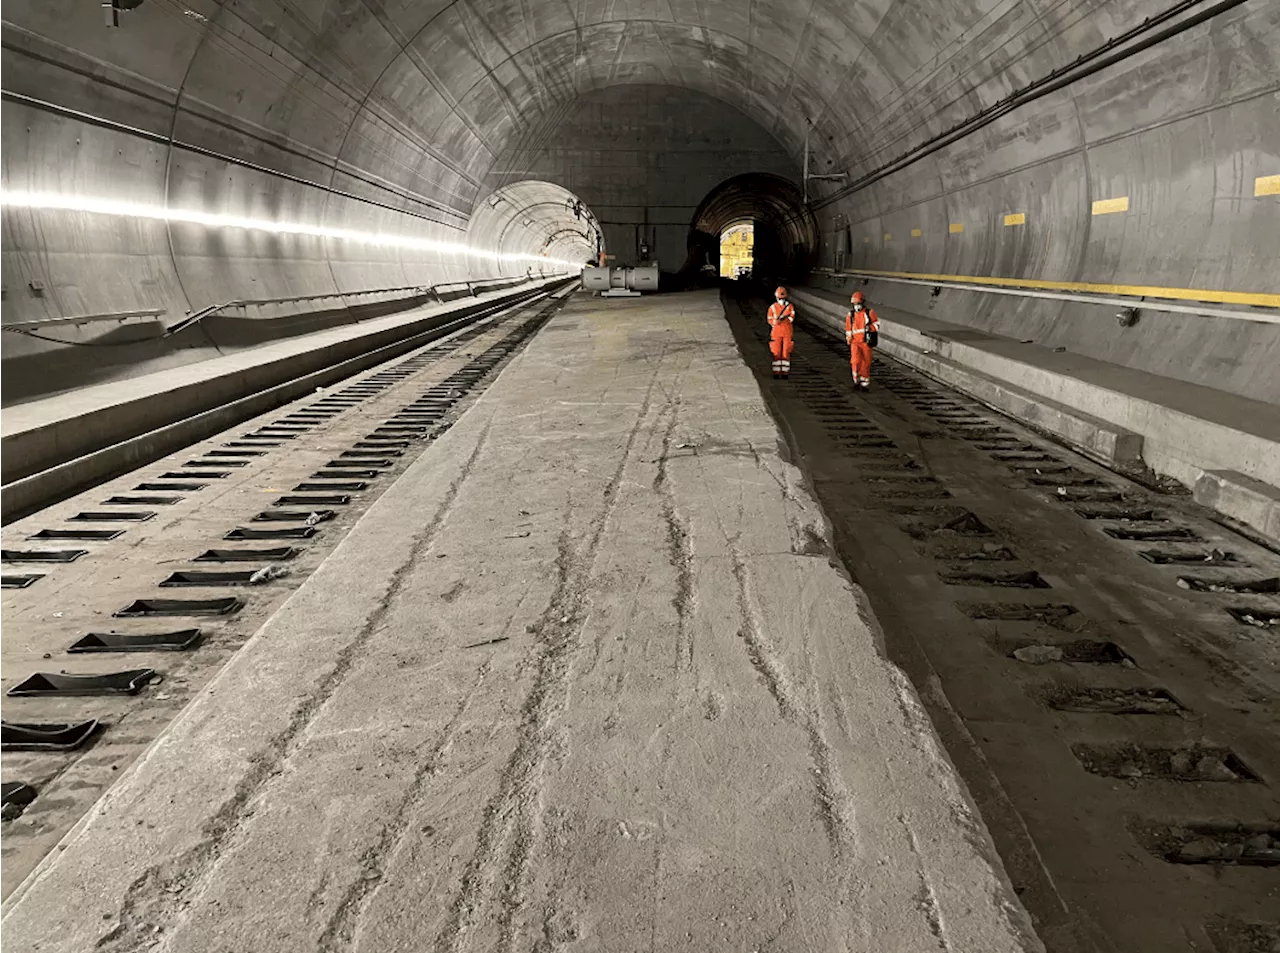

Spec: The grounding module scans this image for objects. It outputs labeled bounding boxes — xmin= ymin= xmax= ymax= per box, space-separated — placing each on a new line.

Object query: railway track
xmin=1 ymin=281 xmax=573 ymax=525
xmin=723 ymin=286 xmax=1280 ymax=953
xmin=0 ymin=286 xmax=574 ymax=895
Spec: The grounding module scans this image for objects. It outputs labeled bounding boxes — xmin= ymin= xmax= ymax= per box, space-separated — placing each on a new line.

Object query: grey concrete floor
xmin=2 ymin=290 xmax=1040 ymax=953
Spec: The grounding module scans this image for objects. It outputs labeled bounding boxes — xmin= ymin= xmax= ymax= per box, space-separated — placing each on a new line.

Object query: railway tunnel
xmin=1 ymin=2 xmax=1278 ymax=951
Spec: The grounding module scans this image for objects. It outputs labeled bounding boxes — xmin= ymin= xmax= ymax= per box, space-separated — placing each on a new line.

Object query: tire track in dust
xmin=433 ymin=376 xmax=663 ymax=953
xmin=652 ymin=400 xmax=695 ymax=674
xmin=316 ymin=659 xmax=493 ymax=952
xmin=98 ymin=424 xmax=496 ymax=953
xmin=728 ymin=545 xmax=858 ymax=862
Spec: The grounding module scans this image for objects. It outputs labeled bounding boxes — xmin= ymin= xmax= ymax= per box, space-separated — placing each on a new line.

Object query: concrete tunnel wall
xmin=1 ymin=0 xmax=1277 ymax=402
xmin=0 ymin=0 xmax=592 ymax=368
xmin=807 ymin=1 xmax=1280 ymax=404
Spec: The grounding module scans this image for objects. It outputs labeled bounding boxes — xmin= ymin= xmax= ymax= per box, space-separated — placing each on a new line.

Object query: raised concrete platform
xmin=0 ymin=278 xmax=565 ymax=511
xmin=792 ymin=287 xmax=1280 ymax=540
xmin=1 ymin=290 xmax=1040 ymax=953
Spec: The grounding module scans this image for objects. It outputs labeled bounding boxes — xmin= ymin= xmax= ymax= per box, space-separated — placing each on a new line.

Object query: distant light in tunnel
xmin=0 ymin=190 xmax=586 ymax=270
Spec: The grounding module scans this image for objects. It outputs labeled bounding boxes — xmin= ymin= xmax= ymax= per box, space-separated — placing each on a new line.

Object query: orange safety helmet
xmin=851 ymin=291 xmax=866 ymax=304
xmin=775 ymin=286 xmax=788 ymax=299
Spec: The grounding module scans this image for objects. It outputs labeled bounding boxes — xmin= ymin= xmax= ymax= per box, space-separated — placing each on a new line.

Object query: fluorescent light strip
xmin=0 ymin=190 xmax=586 ymax=270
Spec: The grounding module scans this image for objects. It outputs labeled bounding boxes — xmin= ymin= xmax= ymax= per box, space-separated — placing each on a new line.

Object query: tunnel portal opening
xmin=719 ymin=222 xmax=754 ymax=279
xmin=684 ymin=173 xmax=817 ymax=287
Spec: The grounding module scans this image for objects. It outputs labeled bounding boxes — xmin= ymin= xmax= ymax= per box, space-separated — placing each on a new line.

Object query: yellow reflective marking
xmin=1092 ymin=195 xmax=1129 ymax=215
xmin=839 ymin=268 xmax=1280 ymax=309
xmin=883 ymin=232 xmax=892 ymax=241
xmin=949 ymin=223 xmax=964 ymax=234
xmin=1256 ymin=174 xmax=1280 ymax=196
xmin=910 ymin=228 xmax=922 ymax=237
xmin=863 ymin=237 xmax=870 ymax=243
xmin=1003 ymin=212 xmax=1025 ymax=226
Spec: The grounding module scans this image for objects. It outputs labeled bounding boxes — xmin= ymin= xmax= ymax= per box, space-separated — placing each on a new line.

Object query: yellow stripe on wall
xmin=1003 ymin=212 xmax=1025 ymax=226
xmin=838 ymin=267 xmax=1280 ymax=309
xmin=1256 ymin=174 xmax=1280 ymax=197
xmin=910 ymin=228 xmax=922 ymax=237
xmin=1092 ymin=195 xmax=1129 ymax=215
xmin=949 ymin=223 xmax=964 ymax=234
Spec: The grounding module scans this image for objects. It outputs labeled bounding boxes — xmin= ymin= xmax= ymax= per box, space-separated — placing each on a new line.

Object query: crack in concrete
xmin=95 ymin=423 xmax=495 ymax=953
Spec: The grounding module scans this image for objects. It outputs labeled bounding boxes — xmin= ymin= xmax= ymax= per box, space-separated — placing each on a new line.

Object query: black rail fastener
xmin=274 ymin=495 xmax=350 ymax=507
xmin=253 ymin=510 xmax=335 ymax=523
xmin=69 ymin=630 xmax=203 ymax=652
xmin=29 ymin=528 xmax=126 ymax=541
xmin=161 ymin=471 xmax=228 ymax=480
xmin=2 ymin=782 xmax=37 ymax=820
xmin=2 ymin=720 xmax=101 ymax=752
xmin=224 ymin=527 xmax=317 ymax=541
xmin=137 ymin=482 xmax=208 ymax=492
xmin=293 ymin=482 xmax=367 ymax=492
xmin=69 ymin=511 xmax=156 ymax=523
xmin=313 ymin=470 xmax=381 ymax=480
xmin=1 ymin=574 xmax=44 ymax=589
xmin=195 ymin=547 xmax=300 ymax=562
xmin=114 ymin=597 xmax=244 ymax=617
xmin=186 ymin=459 xmax=249 ymax=468
xmin=7 ymin=669 xmax=158 ymax=697
xmin=103 ymin=496 xmax=182 ymax=506
xmin=1 ymin=549 xmax=88 ymax=564
xmin=341 ymin=449 xmax=405 ymax=458
xmin=160 ymin=570 xmax=269 ymax=587
xmin=1105 ymin=527 xmax=1198 ymax=542
xmin=324 ymin=460 xmax=393 ymax=469
xmin=205 ymin=450 xmax=266 ymax=458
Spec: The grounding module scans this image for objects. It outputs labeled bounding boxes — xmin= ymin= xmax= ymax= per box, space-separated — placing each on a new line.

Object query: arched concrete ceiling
xmin=4 ymin=0 xmax=1123 ymax=221
xmin=293 ymin=0 xmax=1106 ymax=207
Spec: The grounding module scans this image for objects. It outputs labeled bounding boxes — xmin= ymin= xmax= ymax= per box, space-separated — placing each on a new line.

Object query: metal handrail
xmin=227 ymin=285 xmax=428 ymax=308
xmin=165 ymin=273 xmax=544 ymax=335
xmin=221 ymin=275 xmax=529 ymax=310
xmin=812 ymin=267 xmax=1280 ymax=326
xmin=1 ymin=308 xmax=166 ymax=332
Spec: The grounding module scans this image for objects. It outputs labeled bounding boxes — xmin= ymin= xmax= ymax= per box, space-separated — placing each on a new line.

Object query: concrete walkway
xmin=2 ymin=290 xmax=1042 ymax=953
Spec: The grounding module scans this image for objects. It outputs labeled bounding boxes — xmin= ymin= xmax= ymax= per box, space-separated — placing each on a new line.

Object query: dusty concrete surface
xmin=723 ymin=285 xmax=1280 ymax=953
xmin=2 ymin=290 xmax=1041 ymax=953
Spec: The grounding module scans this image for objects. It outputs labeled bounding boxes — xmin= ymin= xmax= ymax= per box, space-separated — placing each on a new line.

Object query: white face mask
xmin=853 ymin=304 xmax=864 ymax=311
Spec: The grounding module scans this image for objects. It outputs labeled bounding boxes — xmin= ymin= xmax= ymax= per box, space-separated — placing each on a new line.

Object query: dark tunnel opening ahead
xmin=684 ymin=173 xmax=819 ymax=285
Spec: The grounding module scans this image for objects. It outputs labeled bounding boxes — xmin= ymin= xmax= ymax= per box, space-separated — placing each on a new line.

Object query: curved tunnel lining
xmin=687 ymin=173 xmax=818 ymax=280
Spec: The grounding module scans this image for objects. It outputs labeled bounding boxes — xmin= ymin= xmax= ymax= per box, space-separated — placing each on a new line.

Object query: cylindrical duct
xmin=582 ymin=264 xmax=659 ymax=294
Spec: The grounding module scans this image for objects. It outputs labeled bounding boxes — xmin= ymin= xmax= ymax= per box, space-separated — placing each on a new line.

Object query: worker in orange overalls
xmin=845 ymin=291 xmax=880 ymax=390
xmin=767 ymin=286 xmax=796 ymax=379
